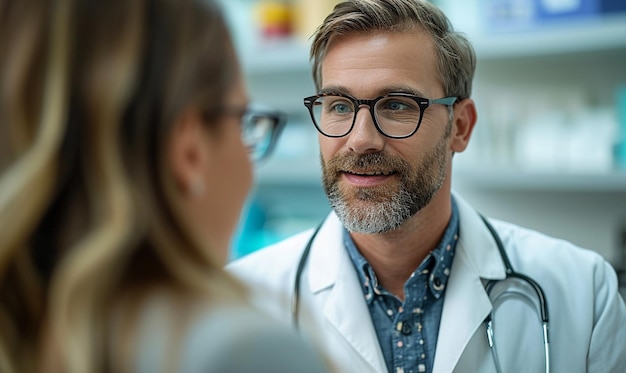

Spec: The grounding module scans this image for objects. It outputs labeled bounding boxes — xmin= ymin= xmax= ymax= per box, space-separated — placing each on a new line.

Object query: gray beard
xmin=326 ymin=182 xmax=417 ymax=234
xmin=322 ymin=134 xmax=449 ymax=234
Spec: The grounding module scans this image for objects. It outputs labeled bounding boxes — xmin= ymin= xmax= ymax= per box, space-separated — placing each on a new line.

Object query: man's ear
xmin=168 ymin=107 xmax=210 ymax=195
xmin=450 ymin=98 xmax=478 ymax=153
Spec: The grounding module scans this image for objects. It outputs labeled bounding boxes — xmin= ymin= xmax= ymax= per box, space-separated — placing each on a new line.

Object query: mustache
xmin=325 ymin=152 xmax=410 ymax=174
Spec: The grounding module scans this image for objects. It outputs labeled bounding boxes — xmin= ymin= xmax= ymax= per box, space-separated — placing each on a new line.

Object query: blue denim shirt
xmin=344 ymin=199 xmax=459 ymax=373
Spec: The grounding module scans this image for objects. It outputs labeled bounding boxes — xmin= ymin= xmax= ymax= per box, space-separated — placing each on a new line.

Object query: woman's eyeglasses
xmin=223 ymin=104 xmax=287 ymax=162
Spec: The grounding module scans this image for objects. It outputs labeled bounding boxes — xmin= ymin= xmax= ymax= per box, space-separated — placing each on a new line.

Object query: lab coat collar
xmin=308 ymin=212 xmax=345 ymax=293
xmin=307 ymin=212 xmax=388 ymax=372
xmin=306 ymin=193 xmax=509 ymax=372
xmin=324 ymin=242 xmax=388 ymax=372
xmin=453 ymin=192 xmax=507 ymax=281
xmin=432 ymin=192 xmax=507 ymax=372
xmin=307 ymin=194 xmax=507 ymax=291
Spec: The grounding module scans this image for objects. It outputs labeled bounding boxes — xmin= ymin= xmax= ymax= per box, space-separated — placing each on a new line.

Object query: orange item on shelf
xmin=256 ymin=1 xmax=294 ymax=38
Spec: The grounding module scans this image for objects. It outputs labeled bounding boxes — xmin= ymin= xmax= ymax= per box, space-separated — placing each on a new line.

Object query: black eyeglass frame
xmin=303 ymin=92 xmax=457 ymax=139
xmin=243 ymin=107 xmax=286 ymax=162
xmin=221 ymin=105 xmax=287 ymax=162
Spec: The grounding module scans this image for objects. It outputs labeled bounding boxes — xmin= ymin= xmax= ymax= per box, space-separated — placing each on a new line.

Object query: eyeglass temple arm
xmin=429 ymin=97 xmax=457 ymax=106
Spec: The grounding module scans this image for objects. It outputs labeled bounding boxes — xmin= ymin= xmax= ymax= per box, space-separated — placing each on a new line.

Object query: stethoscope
xmin=292 ymin=215 xmax=550 ymax=373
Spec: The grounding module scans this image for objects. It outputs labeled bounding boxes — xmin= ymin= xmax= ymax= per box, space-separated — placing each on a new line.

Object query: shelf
xmin=253 ymin=155 xmax=626 ymax=193
xmin=453 ymin=168 xmax=626 ymax=192
xmin=470 ymin=13 xmax=626 ymax=59
xmin=238 ymin=14 xmax=626 ymax=74
xmin=236 ymin=12 xmax=626 ymax=193
xmin=252 ymin=120 xmax=321 ymax=186
xmin=254 ymin=157 xmax=321 ymax=186
xmin=241 ymin=38 xmax=311 ymax=76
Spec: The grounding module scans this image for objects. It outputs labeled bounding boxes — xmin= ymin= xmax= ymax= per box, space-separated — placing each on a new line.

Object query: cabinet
xmin=227 ymin=2 xmax=626 ymax=272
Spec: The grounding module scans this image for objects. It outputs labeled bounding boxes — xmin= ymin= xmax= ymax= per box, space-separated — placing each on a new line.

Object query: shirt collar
xmin=343 ymin=232 xmax=376 ymax=303
xmin=344 ymin=197 xmax=460 ymax=303
xmin=427 ymin=197 xmax=459 ymax=299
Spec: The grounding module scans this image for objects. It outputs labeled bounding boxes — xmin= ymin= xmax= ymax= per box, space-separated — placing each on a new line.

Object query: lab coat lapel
xmin=433 ymin=195 xmax=507 ymax=373
xmin=305 ymin=199 xmax=507 ymax=373
xmin=433 ymin=241 xmax=493 ymax=373
xmin=324 ymin=253 xmax=388 ymax=372
xmin=308 ymin=213 xmax=387 ymax=373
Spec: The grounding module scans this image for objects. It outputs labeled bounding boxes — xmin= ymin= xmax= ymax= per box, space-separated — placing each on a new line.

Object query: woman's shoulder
xmin=137 ymin=301 xmax=329 ymax=373
xmin=185 ymin=305 xmax=328 ymax=372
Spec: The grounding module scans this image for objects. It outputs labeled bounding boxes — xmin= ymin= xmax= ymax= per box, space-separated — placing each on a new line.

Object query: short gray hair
xmin=310 ymin=0 xmax=476 ymax=99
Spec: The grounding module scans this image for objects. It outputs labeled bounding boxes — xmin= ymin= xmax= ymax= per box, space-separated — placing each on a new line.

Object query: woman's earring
xmin=189 ymin=178 xmax=206 ymax=197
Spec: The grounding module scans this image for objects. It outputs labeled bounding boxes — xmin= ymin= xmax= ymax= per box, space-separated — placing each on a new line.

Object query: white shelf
xmin=254 ymin=157 xmax=321 ymax=186
xmin=254 ymin=156 xmax=626 ymax=193
xmin=239 ymin=14 xmax=626 ymax=74
xmin=238 ymin=13 xmax=626 ymax=193
xmin=453 ymin=168 xmax=626 ymax=192
xmin=241 ymin=38 xmax=311 ymax=76
xmin=471 ymin=14 xmax=626 ymax=59
xmin=251 ymin=119 xmax=321 ymax=186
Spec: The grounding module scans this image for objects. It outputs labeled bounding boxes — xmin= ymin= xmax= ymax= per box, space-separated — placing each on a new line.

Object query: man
xmin=228 ymin=1 xmax=626 ymax=372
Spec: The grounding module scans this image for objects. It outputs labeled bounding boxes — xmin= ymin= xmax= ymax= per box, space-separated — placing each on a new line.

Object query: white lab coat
xmin=228 ymin=195 xmax=626 ymax=373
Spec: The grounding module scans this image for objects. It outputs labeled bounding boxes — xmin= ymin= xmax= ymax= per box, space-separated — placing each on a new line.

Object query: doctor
xmin=228 ymin=0 xmax=626 ymax=372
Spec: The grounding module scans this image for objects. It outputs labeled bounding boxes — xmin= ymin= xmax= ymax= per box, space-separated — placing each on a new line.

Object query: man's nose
xmin=345 ymin=106 xmax=385 ymax=154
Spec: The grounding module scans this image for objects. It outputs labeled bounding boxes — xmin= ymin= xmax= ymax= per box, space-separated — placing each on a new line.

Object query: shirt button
xmin=401 ymin=322 xmax=412 ymax=335
xmin=433 ymin=277 xmax=444 ymax=291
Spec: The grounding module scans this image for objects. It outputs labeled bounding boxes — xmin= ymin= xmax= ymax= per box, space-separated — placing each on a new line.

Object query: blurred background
xmin=219 ymin=0 xmax=626 ymax=291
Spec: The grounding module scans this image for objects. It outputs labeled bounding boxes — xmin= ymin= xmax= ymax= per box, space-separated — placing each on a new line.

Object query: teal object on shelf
xmin=616 ymin=85 xmax=626 ymax=170
xmin=231 ymin=198 xmax=281 ymax=260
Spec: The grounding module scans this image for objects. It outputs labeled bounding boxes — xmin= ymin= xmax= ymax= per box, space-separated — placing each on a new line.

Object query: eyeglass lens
xmin=241 ymin=112 xmax=280 ymax=162
xmin=309 ymin=95 xmax=423 ymax=137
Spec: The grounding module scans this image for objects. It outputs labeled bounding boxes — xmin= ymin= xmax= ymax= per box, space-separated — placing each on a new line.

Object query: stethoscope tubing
xmin=291 ymin=222 xmax=321 ymax=330
xmin=480 ymin=215 xmax=549 ymax=323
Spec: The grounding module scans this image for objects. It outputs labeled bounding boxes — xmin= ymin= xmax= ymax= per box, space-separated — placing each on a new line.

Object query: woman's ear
xmin=450 ymin=98 xmax=478 ymax=153
xmin=168 ymin=107 xmax=211 ymax=196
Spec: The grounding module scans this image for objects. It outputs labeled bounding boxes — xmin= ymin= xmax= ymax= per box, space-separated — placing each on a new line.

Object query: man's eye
xmin=331 ymin=103 xmax=352 ymax=114
xmin=324 ymin=98 xmax=353 ymax=114
xmin=384 ymin=100 xmax=410 ymax=111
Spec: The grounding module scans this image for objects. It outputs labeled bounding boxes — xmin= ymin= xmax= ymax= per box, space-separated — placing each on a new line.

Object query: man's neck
xmin=350 ymin=193 xmax=452 ymax=300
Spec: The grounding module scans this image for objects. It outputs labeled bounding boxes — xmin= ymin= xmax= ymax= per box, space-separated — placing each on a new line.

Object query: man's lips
xmin=341 ymin=170 xmax=396 ymax=187
xmin=344 ymin=170 xmax=394 ymax=176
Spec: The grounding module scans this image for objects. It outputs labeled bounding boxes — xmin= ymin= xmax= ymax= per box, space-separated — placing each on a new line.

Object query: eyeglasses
xmin=303 ymin=92 xmax=457 ymax=139
xmin=224 ymin=104 xmax=286 ymax=162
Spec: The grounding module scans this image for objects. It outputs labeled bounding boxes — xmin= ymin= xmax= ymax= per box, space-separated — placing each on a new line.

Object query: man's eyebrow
xmin=318 ymin=85 xmax=426 ymax=97
xmin=318 ymin=86 xmax=350 ymax=95
xmin=380 ymin=86 xmax=426 ymax=97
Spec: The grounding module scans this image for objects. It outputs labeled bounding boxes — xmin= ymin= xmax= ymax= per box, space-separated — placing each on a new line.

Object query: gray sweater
xmin=136 ymin=302 xmax=329 ymax=373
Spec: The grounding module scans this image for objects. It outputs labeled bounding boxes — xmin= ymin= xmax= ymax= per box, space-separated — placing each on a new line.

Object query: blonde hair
xmin=0 ymin=0 xmax=243 ymax=372
xmin=310 ymin=0 xmax=476 ymax=100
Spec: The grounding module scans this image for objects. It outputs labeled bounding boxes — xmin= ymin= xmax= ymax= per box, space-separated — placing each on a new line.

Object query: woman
xmin=0 ymin=0 xmax=327 ymax=372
